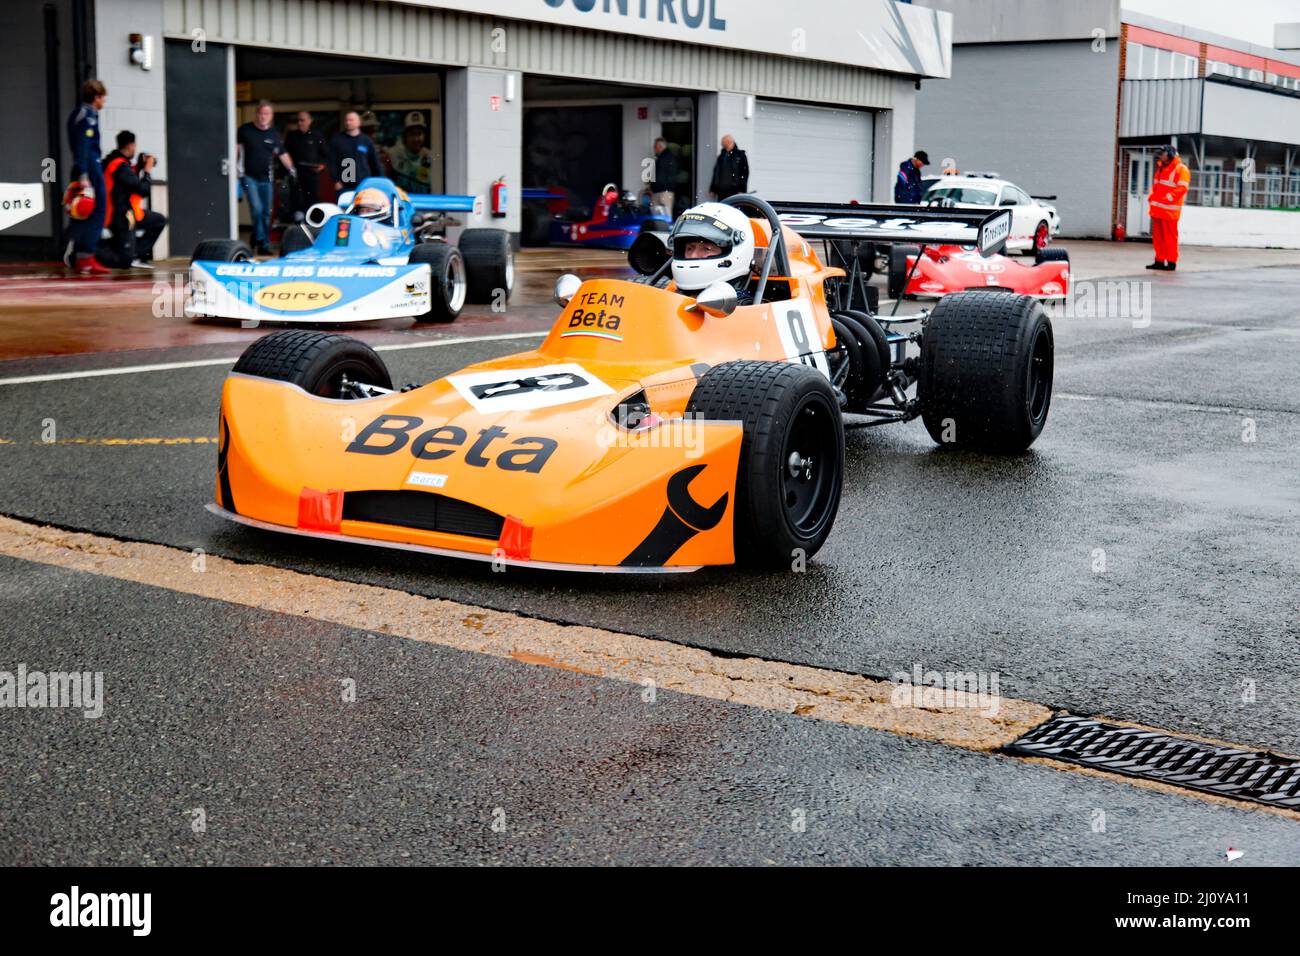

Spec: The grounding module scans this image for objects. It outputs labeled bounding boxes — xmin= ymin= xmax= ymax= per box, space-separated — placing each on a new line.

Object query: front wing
xmin=186 ymin=260 xmax=432 ymax=323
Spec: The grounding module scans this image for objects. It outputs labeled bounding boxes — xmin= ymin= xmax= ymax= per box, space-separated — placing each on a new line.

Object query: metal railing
xmin=1187 ymin=170 xmax=1300 ymax=210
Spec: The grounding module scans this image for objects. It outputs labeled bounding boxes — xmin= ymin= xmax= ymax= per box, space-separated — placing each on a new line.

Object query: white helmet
xmin=670 ymin=202 xmax=755 ymax=294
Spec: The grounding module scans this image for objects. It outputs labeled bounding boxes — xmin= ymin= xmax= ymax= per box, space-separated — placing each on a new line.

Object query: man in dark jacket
xmin=96 ymin=131 xmax=167 ymax=268
xmin=65 ymin=79 xmax=111 ymax=273
xmin=709 ymin=135 xmax=749 ymax=201
xmin=650 ymin=137 xmax=679 ymax=216
xmin=329 ymin=109 xmax=383 ymax=193
xmin=284 ymin=111 xmax=328 ymax=217
xmin=894 ymin=150 xmax=929 ymax=204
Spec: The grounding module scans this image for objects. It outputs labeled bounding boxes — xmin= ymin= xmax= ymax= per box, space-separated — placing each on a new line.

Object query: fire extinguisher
xmin=1112 ymin=222 xmax=1126 ymax=242
xmin=489 ymin=177 xmax=507 ymax=218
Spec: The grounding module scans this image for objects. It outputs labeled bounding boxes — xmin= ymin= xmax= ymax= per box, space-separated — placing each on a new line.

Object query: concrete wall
xmin=915 ymin=39 xmax=1121 ymax=237
xmin=444 ymin=66 xmax=521 ymax=236
xmin=1179 ymin=205 xmax=1300 ymax=249
xmin=0 ymin=0 xmax=76 ymax=242
xmin=95 ymin=0 xmax=170 ymax=255
xmin=695 ymin=92 xmax=754 ymax=204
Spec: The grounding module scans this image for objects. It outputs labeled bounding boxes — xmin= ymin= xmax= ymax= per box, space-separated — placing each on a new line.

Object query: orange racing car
xmin=211 ymin=195 xmax=1054 ymax=572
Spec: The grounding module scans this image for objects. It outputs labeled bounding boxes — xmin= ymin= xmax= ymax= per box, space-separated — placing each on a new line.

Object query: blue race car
xmin=520 ymin=184 xmax=671 ymax=250
xmin=186 ymin=177 xmax=513 ymax=324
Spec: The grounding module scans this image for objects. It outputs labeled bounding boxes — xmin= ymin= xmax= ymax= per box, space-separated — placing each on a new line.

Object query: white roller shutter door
xmin=752 ymin=100 xmax=874 ymax=202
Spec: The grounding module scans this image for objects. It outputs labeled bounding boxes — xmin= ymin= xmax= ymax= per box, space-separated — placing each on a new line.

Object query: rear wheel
xmin=887 ymin=244 xmax=920 ymax=299
xmin=1034 ymin=246 xmax=1069 ymax=266
xmin=231 ymin=330 xmax=393 ymax=398
xmin=409 ymin=242 xmax=466 ymax=323
xmin=831 ymin=310 xmax=890 ymax=409
xmin=458 ymin=228 xmax=514 ymax=304
xmin=918 ymin=290 xmax=1053 ymax=452
xmin=279 ymin=224 xmax=313 ymax=255
xmin=686 ymin=361 xmax=844 ymax=567
xmin=191 ymin=239 xmax=253 ymax=265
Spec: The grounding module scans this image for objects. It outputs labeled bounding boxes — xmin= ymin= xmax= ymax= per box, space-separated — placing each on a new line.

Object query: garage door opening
xmin=165 ymin=46 xmax=447 ymax=252
xmin=520 ymin=75 xmax=694 ymax=248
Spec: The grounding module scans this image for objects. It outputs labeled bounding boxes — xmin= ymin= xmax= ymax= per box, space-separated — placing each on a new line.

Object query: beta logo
xmin=253 ymin=281 xmax=342 ymax=311
xmin=346 ymin=415 xmax=558 ymax=473
xmin=561 ymin=306 xmax=623 ymax=341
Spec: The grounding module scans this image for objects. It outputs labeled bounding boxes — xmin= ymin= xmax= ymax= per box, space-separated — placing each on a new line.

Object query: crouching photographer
xmin=97 ymin=130 xmax=168 ymax=269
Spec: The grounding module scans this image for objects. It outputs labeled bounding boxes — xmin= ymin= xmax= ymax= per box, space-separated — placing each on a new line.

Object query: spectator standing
xmin=708 ymin=134 xmax=749 ymax=200
xmin=650 ymin=137 xmax=679 ymax=216
xmin=894 ymin=150 xmax=929 ymax=204
xmin=386 ymin=111 xmax=433 ymax=193
xmin=237 ymin=100 xmax=295 ymax=255
xmin=98 ymin=131 xmax=167 ymax=269
xmin=284 ymin=111 xmax=328 ymax=219
xmin=1146 ymin=144 xmax=1190 ymax=272
xmin=330 ymin=110 xmax=383 ymax=193
xmin=65 ymin=79 xmax=111 ymax=274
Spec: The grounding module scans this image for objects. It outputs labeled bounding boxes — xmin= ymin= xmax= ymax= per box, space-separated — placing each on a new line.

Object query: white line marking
xmin=0 ymin=331 xmax=548 ymax=386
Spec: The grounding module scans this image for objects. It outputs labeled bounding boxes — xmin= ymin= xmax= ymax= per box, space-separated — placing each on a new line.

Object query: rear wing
xmin=770 ymin=201 xmax=1011 ymax=257
xmin=408 ymin=193 xmax=477 ymax=214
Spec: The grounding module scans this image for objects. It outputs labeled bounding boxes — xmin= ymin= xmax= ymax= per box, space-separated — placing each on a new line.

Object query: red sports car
xmin=888 ymin=244 xmax=1070 ymax=301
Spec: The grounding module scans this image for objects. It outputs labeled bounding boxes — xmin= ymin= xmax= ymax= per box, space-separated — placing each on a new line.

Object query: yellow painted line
xmin=0 ymin=513 xmax=1047 ymax=752
xmin=37 ymin=437 xmax=218 ymax=446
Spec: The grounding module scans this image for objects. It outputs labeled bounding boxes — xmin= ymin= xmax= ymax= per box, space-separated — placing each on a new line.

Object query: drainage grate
xmin=1005 ymin=714 xmax=1300 ymax=810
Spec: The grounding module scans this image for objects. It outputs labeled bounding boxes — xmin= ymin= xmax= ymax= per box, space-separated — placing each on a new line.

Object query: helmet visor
xmin=670 ymin=211 xmax=741 ymax=261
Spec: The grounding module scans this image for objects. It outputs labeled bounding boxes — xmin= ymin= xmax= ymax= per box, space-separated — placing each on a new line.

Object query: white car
xmin=921 ymin=175 xmax=1061 ymax=255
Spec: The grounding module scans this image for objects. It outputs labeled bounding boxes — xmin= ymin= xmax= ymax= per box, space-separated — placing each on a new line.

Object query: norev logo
xmin=253 ymin=281 xmax=342 ymax=311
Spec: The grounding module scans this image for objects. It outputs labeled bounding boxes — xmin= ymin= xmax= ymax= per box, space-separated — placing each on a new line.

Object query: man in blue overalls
xmin=66 ymin=79 xmax=112 ymax=274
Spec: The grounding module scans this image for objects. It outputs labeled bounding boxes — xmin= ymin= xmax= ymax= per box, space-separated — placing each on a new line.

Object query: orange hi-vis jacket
xmin=1149 ymin=157 xmax=1191 ymax=222
xmin=103 ymin=154 xmax=146 ymax=225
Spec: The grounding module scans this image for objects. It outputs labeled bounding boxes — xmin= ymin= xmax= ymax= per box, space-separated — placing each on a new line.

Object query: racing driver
xmin=669 ymin=202 xmax=757 ymax=305
xmin=349 ymin=187 xmax=392 ymax=223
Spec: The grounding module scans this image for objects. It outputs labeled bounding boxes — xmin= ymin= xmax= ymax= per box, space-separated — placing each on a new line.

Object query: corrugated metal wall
xmin=163 ymin=0 xmax=895 ymax=109
xmin=914 ymin=40 xmax=1120 ymax=237
xmin=1120 ymin=79 xmax=1203 ymax=137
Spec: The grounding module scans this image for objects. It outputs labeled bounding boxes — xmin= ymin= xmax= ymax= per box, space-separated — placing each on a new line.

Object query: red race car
xmin=887 ymin=243 xmax=1070 ymax=301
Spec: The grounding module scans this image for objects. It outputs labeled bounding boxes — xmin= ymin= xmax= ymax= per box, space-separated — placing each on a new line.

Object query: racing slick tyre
xmin=828 ymin=318 xmax=865 ymax=410
xmin=1034 ymin=246 xmax=1069 ymax=266
xmin=887 ymin=244 xmax=920 ymax=300
xmin=232 ymin=330 xmax=393 ymax=399
xmin=191 ymin=238 xmax=253 ymax=265
xmin=917 ymin=290 xmax=1053 ymax=453
xmin=279 ymin=224 xmax=313 ymax=255
xmin=409 ymin=242 xmax=467 ymax=323
xmin=686 ymin=361 xmax=844 ymax=567
xmin=831 ymin=310 xmax=890 ymax=409
xmin=520 ymin=205 xmax=551 ymax=247
xmin=458 ymin=228 xmax=514 ymax=304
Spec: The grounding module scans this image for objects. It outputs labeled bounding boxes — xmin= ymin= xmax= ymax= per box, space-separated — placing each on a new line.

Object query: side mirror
xmin=553 ymin=273 xmax=582 ymax=307
xmin=686 ymin=281 xmax=737 ymax=318
xmin=628 ymin=231 xmax=671 ymax=275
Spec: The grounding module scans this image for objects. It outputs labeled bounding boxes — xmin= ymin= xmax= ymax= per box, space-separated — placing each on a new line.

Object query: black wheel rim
xmin=780 ymin=395 xmax=839 ymax=537
xmin=1027 ymin=324 xmax=1053 ymax=425
xmin=312 ymin=360 xmax=381 ymax=399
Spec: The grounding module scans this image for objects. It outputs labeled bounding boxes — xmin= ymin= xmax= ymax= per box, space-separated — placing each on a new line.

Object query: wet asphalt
xmin=1 ymin=264 xmax=1298 ymax=863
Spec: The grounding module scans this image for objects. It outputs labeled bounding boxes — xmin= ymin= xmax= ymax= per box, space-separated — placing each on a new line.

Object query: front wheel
xmin=231 ymin=330 xmax=393 ymax=398
xmin=191 ymin=238 xmax=253 ymax=265
xmin=918 ymin=290 xmax=1053 ymax=452
xmin=686 ymin=361 xmax=844 ymax=567
xmin=887 ymin=244 xmax=920 ymax=299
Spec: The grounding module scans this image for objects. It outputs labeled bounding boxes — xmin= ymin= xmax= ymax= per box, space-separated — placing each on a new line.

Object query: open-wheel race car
xmin=520 ymin=184 xmax=672 ymax=250
xmin=885 ymin=242 xmax=1071 ymax=301
xmin=186 ymin=177 xmax=513 ymax=325
xmin=210 ymin=195 xmax=1053 ymax=572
